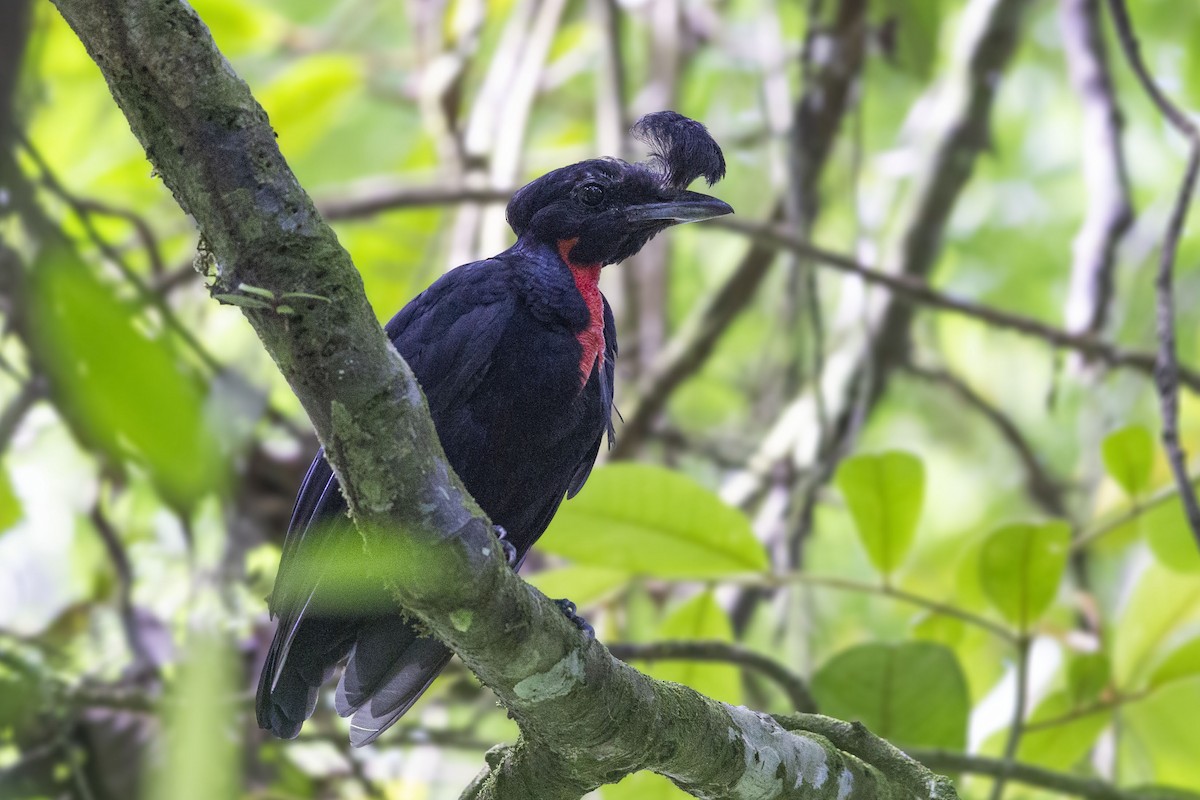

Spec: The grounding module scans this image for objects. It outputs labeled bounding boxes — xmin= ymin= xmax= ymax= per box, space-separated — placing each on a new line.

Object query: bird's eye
xmin=579 ymin=183 xmax=605 ymax=207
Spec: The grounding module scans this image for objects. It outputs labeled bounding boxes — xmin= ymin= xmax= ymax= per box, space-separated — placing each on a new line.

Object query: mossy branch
xmin=47 ymin=1 xmax=958 ymax=797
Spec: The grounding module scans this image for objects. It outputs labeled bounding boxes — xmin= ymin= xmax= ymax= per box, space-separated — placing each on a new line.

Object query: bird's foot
xmin=493 ymin=525 xmax=518 ymax=568
xmin=553 ymin=598 xmax=595 ymax=639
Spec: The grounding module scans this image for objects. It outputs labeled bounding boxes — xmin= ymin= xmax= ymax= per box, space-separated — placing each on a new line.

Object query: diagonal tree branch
xmin=42 ymin=2 xmax=958 ymax=798
xmin=1103 ymin=0 xmax=1200 ymax=551
xmin=902 ymin=363 xmax=1067 ymax=516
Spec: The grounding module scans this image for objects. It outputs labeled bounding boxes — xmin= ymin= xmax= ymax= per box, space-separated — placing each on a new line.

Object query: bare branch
xmin=902 ymin=364 xmax=1067 ymax=516
xmin=609 ymin=640 xmax=818 ymax=713
xmin=320 ymin=182 xmax=511 ymax=221
xmin=1103 ymin=0 xmax=1200 ymax=551
xmin=905 ymin=748 xmax=1145 ymax=800
xmin=89 ymin=501 xmax=160 ymax=676
xmin=716 ymin=218 xmax=1200 ymax=392
xmin=988 ymin=636 xmax=1031 ymax=800
xmin=1072 ymin=471 xmax=1200 ymax=551
xmin=780 ymin=573 xmax=1016 ymax=642
xmin=1060 ymin=0 xmax=1134 ymax=345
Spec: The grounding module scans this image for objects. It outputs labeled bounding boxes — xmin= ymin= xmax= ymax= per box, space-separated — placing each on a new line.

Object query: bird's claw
xmin=493 ymin=525 xmax=518 ymax=568
xmin=553 ymin=598 xmax=595 ymax=639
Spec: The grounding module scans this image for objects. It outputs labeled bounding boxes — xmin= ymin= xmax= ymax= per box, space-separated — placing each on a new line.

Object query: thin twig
xmin=716 ymin=217 xmax=1200 ymax=393
xmin=17 ymin=136 xmax=308 ymax=441
xmin=19 ymin=136 xmax=221 ymax=375
xmin=89 ymin=500 xmax=158 ymax=675
xmin=608 ymin=640 xmax=818 ymax=713
xmin=320 ymin=183 xmax=510 ymax=221
xmin=1021 ymin=688 xmax=1148 ymax=732
xmin=68 ymin=196 xmax=166 ymax=276
xmin=0 ymin=376 xmax=45 ymax=459
xmin=989 ymin=635 xmax=1031 ymax=800
xmin=903 ymin=363 xmax=1067 ymax=516
xmin=1104 ymin=0 xmax=1200 ymax=550
xmin=1072 ymin=471 xmax=1200 ymax=551
xmin=740 ymin=572 xmax=1016 ymax=642
xmin=330 ymin=735 xmax=386 ymax=799
xmin=907 ymin=747 xmax=1144 ymax=800
xmin=1060 ymin=0 xmax=1134 ymax=346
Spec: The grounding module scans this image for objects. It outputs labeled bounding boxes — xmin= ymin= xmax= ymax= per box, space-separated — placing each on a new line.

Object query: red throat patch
xmin=558 ymin=238 xmax=605 ymax=387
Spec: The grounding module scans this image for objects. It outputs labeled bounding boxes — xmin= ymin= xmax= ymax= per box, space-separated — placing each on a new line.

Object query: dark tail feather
xmin=256 ymin=617 xmax=355 ymax=739
xmin=334 ymin=617 xmax=453 ymax=747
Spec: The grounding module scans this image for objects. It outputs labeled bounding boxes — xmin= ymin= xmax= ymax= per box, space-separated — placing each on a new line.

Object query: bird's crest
xmin=631 ymin=111 xmax=726 ymax=190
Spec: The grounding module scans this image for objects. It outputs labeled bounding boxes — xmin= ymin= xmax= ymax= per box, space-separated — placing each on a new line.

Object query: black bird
xmin=256 ymin=111 xmax=732 ymax=746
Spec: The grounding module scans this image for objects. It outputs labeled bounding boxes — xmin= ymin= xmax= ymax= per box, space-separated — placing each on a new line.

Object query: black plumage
xmin=257 ymin=111 xmax=731 ymax=746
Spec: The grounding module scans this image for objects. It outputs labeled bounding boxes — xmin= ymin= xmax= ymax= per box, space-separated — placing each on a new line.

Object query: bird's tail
xmin=256 ymin=616 xmax=355 ymax=739
xmin=334 ymin=617 xmax=453 ymax=747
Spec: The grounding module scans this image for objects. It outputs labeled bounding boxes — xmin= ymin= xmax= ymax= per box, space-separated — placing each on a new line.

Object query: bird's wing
xmin=256 ymin=454 xmax=357 ymax=737
xmin=258 ymin=260 xmax=517 ymax=739
xmin=385 ymin=260 xmax=515 ymax=418
xmin=567 ymin=296 xmax=617 ymax=498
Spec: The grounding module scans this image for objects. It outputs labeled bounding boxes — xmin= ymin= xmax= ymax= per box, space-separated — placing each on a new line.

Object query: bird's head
xmin=506 ymin=111 xmax=733 ymax=266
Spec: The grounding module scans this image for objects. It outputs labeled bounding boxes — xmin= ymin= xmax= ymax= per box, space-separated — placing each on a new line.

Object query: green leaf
xmin=1014 ymin=690 xmax=1109 ymax=768
xmin=1067 ymin=651 xmax=1110 ymax=706
xmin=810 ymin=641 xmax=969 ymax=751
xmin=1102 ymin=425 xmax=1156 ymax=497
xmin=1186 ymin=15 xmax=1200 ymax=111
xmin=0 ymin=468 xmax=21 ymax=534
xmin=25 ymin=245 xmax=227 ymax=512
xmin=910 ymin=612 xmax=965 ymax=647
xmin=1114 ymin=562 xmax=1200 ymax=686
xmin=1149 ymin=638 xmax=1200 ymax=690
xmin=645 ymin=591 xmax=742 ymax=706
xmin=1143 ymin=496 xmax=1200 ymax=573
xmin=835 ymin=451 xmax=925 ymax=575
xmin=1122 ymin=677 xmax=1200 ymax=791
xmin=978 ymin=521 xmax=1070 ymax=630
xmin=148 ymin=634 xmax=240 ymax=800
xmin=539 ymin=464 xmax=767 ymax=577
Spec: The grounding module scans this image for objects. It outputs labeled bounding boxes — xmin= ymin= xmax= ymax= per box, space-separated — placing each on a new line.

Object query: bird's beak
xmin=626 ymin=190 xmax=734 ymax=226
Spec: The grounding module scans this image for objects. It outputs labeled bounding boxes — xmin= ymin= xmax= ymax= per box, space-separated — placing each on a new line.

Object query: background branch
xmin=1103 ymin=0 xmax=1200 ymax=550
xmin=608 ymin=639 xmax=818 ymax=714
xmin=1059 ymin=0 xmax=1134 ymax=348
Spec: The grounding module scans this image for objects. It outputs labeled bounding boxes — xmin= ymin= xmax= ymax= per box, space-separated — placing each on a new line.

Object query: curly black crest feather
xmin=631 ymin=111 xmax=726 ymax=190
